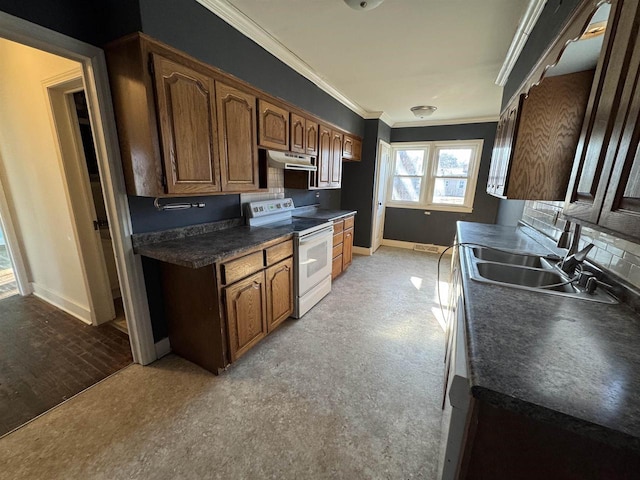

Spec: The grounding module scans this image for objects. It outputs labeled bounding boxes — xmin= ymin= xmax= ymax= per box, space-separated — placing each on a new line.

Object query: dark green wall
xmin=341 ymin=119 xmax=391 ymax=248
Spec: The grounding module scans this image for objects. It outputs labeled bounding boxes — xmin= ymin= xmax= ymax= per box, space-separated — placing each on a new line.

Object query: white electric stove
xmin=246 ymin=198 xmax=333 ymax=318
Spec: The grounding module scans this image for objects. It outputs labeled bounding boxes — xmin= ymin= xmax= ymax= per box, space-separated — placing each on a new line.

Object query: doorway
xmin=372 ymin=140 xmax=391 ymax=253
xmin=0 ymin=10 xmax=155 ymax=365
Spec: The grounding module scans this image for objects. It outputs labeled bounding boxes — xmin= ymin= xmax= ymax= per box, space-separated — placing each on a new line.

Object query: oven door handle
xmin=299 ymin=227 xmax=333 ymax=246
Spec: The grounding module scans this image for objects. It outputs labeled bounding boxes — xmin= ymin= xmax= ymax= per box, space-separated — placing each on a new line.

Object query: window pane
xmin=436 ymin=148 xmax=472 ymax=176
xmin=433 ymin=178 xmax=467 ymax=204
xmin=394 ymin=150 xmax=424 ymax=175
xmin=392 ymin=177 xmax=421 ymax=202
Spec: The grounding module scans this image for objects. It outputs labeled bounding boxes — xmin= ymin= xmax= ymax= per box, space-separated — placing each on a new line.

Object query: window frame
xmin=386 ymin=139 xmax=484 ymax=213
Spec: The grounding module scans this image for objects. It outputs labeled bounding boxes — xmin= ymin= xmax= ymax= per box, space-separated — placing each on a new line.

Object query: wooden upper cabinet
xmin=342 ymin=134 xmax=361 ymax=161
xmin=258 ymin=99 xmax=289 ymax=150
xmin=564 ymin=0 xmax=638 ymax=228
xmin=317 ymin=124 xmax=332 ymax=188
xmin=306 ymin=120 xmax=319 ymax=156
xmin=290 ymin=113 xmax=306 ymax=154
xmin=330 ymin=130 xmax=343 ymax=187
xmin=215 ymin=82 xmax=260 ymax=192
xmin=487 ymin=70 xmax=593 ymax=200
xmin=152 ymin=54 xmax=221 ymax=195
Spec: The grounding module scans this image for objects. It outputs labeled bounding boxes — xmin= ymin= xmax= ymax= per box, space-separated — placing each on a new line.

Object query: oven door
xmin=296 ymin=226 xmax=333 ymax=296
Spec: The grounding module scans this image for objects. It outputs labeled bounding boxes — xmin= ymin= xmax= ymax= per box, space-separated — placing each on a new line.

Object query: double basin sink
xmin=465 ymin=246 xmax=618 ymax=304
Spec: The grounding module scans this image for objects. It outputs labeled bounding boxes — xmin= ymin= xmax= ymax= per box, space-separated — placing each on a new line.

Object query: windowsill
xmin=385 ymin=203 xmax=473 ymax=214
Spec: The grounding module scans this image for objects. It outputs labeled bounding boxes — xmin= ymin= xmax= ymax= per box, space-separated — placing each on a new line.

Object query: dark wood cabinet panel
xmin=332 ymin=215 xmax=354 ymax=280
xmin=330 ymin=130 xmax=343 ymax=187
xmin=258 ymin=99 xmax=289 ymax=150
xmin=265 ymin=257 xmax=293 ymax=333
xmin=598 ymin=14 xmax=640 ymax=239
xmin=152 ymin=54 xmax=221 ymax=195
xmin=563 ymin=0 xmax=640 ymax=240
xmin=317 ymin=125 xmax=332 ymax=188
xmin=487 ymin=100 xmax=521 ymax=198
xmin=332 ymin=254 xmax=343 ymax=280
xmin=215 ymin=82 xmax=260 ymax=192
xmin=290 ymin=113 xmax=305 ymax=154
xmin=306 ymin=120 xmax=319 ymax=157
xmin=225 ymin=270 xmax=268 ymax=362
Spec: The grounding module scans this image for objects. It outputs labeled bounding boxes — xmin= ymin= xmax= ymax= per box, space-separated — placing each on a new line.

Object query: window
xmin=387 ymin=140 xmax=483 ymax=212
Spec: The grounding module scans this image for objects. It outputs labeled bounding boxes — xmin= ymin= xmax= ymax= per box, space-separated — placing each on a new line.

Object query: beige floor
xmin=0 ymin=247 xmax=449 ymax=479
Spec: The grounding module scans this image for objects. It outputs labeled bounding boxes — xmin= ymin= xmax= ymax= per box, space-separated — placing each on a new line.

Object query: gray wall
xmin=0 ymin=0 xmax=142 ymax=47
xmin=496 ymin=200 xmax=525 ymax=227
xmin=384 ymin=123 xmax=500 ymax=246
xmin=341 ymin=119 xmax=391 ymax=247
xmin=501 ymin=0 xmax=582 ymax=110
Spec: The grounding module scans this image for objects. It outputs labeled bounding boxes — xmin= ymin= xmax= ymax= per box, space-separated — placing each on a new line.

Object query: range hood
xmin=266 ymin=150 xmax=317 ymax=171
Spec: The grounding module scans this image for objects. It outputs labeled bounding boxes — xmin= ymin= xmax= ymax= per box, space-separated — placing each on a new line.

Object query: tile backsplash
xmin=239 ymin=167 xmax=285 ymax=207
xmin=522 ymin=201 xmax=640 ymax=289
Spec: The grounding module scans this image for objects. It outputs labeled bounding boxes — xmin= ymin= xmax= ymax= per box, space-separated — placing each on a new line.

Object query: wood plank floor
xmin=0 ymin=295 xmax=132 ymax=437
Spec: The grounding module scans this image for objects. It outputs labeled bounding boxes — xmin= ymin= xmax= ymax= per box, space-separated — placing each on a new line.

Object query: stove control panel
xmin=246 ymin=198 xmax=295 ymax=218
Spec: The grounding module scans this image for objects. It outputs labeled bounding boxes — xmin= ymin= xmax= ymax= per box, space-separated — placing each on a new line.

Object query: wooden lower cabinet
xmin=224 ymin=270 xmax=267 ymax=362
xmin=159 ymin=236 xmax=293 ymax=373
xmin=332 ymin=215 xmax=355 ymax=279
xmin=265 ymin=257 xmax=293 ymax=333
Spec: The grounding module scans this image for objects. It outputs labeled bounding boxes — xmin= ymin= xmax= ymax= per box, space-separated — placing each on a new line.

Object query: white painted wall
xmin=0 ymin=38 xmax=91 ymax=321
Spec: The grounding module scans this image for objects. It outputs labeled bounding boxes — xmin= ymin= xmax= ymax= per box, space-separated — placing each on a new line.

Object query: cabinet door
xmin=332 ymin=254 xmax=343 ymax=279
xmin=330 ymin=130 xmax=343 ymax=187
xmin=265 ymin=257 xmax=293 ymax=333
xmin=343 ymin=135 xmax=354 ymax=160
xmin=564 ymin=0 xmax=635 ymax=223
xmin=224 ymin=270 xmax=267 ymax=362
xmin=599 ymin=19 xmax=640 ymax=240
xmin=496 ymin=101 xmax=521 ymax=197
xmin=352 ymin=138 xmax=362 ymax=161
xmin=215 ymin=82 xmax=259 ymax=192
xmin=290 ymin=113 xmax=306 ymax=153
xmin=317 ymin=125 xmax=332 ymax=187
xmin=306 ymin=121 xmax=319 ymax=157
xmin=342 ymin=227 xmax=353 ymax=271
xmin=258 ymin=99 xmax=289 ymax=150
xmin=152 ymin=54 xmax=220 ymax=195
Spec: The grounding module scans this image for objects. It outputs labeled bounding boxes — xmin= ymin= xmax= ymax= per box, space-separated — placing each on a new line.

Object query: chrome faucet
xmin=558 ymin=223 xmax=594 ymax=276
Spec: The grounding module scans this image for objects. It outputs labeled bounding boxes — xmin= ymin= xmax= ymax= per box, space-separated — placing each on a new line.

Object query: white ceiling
xmin=217 ymin=0 xmax=529 ymax=126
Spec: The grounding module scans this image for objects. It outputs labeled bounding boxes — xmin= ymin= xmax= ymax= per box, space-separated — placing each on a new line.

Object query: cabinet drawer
xmin=333 ymin=243 xmax=343 ymax=259
xmin=221 ymin=251 xmax=264 ymax=285
xmin=333 ymin=219 xmax=344 ymax=234
xmin=343 ymin=215 xmax=354 ymax=229
xmin=333 ymin=231 xmax=343 ymax=247
xmin=265 ymin=239 xmax=293 ymax=266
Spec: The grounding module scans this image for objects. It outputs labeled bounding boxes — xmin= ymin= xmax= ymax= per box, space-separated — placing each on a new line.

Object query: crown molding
xmin=496 ymin=0 xmax=547 ymax=86
xmin=362 ymin=110 xmax=394 ymax=126
xmin=195 ymin=0 xmax=369 ymax=117
xmin=392 ymin=115 xmax=499 ymax=128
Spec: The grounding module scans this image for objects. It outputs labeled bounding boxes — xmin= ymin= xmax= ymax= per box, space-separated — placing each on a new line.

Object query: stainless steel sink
xmin=475 ymin=262 xmax=571 ymax=292
xmin=465 ymin=246 xmax=618 ymax=304
xmin=472 ymin=247 xmax=544 ymax=268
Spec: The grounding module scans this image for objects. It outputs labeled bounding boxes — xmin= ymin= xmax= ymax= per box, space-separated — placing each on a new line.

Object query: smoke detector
xmin=343 ymin=0 xmax=385 ymax=11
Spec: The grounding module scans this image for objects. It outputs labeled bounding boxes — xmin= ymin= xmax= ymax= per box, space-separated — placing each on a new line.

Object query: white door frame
xmin=44 ymin=70 xmax=116 ymax=326
xmin=0 ymin=164 xmax=31 ymax=296
xmin=0 ymin=11 xmax=156 ymax=364
xmin=371 ymin=139 xmax=391 ymax=252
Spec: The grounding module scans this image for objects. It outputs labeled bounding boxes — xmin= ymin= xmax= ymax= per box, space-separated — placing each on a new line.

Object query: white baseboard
xmin=352 ymin=246 xmax=372 ymax=256
xmin=154 ymin=337 xmax=171 ymax=359
xmin=381 ymin=239 xmax=450 ymax=255
xmin=31 ymin=282 xmax=92 ymax=324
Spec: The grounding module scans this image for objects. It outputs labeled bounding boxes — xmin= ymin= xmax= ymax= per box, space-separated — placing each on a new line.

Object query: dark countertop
xmin=134 ymin=224 xmax=293 ymax=269
xmin=293 ymin=206 xmax=356 ymax=221
xmin=457 ymin=221 xmax=640 ymax=451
